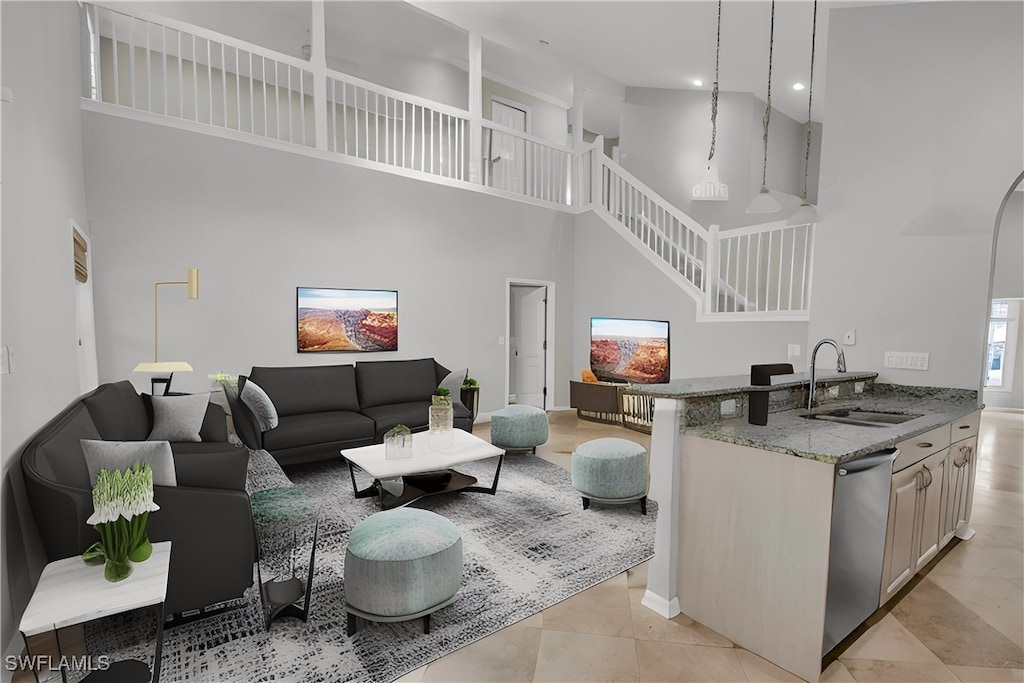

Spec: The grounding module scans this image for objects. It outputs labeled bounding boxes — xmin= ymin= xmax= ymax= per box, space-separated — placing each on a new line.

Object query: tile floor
xmin=396 ymin=409 xmax=1024 ymax=683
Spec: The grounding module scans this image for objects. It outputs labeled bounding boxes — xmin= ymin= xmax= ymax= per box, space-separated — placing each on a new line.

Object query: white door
xmin=510 ymin=285 xmax=547 ymax=408
xmin=489 ymin=99 xmax=527 ymax=195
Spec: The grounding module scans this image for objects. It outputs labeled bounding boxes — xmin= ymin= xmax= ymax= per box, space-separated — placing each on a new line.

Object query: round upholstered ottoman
xmin=571 ymin=438 xmax=650 ymax=514
xmin=490 ymin=404 xmax=549 ymax=453
xmin=344 ymin=508 xmax=462 ymax=635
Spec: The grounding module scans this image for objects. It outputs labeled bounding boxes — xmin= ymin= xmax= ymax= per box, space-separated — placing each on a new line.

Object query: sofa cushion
xmin=356 ymin=359 xmax=439 ymax=409
xmin=169 ymin=443 xmax=248 ymax=491
xmin=149 ymin=393 xmax=210 ymax=442
xmin=239 ymin=379 xmax=279 ymax=431
xmin=262 ymin=411 xmax=375 ymax=451
xmin=82 ymin=381 xmax=150 ymax=441
xmin=360 ymin=400 xmax=469 ymax=441
xmin=249 ymin=365 xmax=359 ymax=416
xmin=81 ymin=439 xmax=177 ymax=487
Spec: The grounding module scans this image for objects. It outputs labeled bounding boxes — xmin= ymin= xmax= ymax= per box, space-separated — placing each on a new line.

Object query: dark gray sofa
xmin=20 ymin=381 xmax=257 ymax=616
xmin=227 ymin=358 xmax=473 ymax=466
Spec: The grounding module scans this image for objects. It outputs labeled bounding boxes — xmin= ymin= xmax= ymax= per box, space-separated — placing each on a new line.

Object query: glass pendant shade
xmin=746 ymin=187 xmax=781 ymax=213
xmin=791 ymin=201 xmax=822 ymax=224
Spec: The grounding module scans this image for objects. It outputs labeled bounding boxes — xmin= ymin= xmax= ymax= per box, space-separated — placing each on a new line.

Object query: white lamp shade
xmin=791 ymin=202 xmax=822 ymax=224
xmin=746 ymin=187 xmax=782 ymax=214
xmin=134 ymin=361 xmax=194 ymax=373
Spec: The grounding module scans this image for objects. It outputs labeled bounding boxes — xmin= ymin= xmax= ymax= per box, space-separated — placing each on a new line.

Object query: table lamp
xmin=134 ymin=268 xmax=199 ymax=395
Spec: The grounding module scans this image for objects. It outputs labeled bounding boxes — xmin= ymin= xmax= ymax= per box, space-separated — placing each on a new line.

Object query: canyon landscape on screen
xmin=297 ymin=288 xmax=398 ymax=352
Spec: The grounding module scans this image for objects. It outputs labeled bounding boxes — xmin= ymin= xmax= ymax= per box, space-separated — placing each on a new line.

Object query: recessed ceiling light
xmin=693 ymin=79 xmax=703 ymax=87
xmin=793 ymin=83 xmax=805 ymax=91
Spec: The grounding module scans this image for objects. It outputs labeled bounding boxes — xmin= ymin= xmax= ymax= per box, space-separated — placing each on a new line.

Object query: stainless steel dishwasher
xmin=822 ymin=449 xmax=897 ymax=655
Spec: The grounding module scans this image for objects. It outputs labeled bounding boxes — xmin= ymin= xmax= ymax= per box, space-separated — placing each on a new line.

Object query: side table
xmin=18 ymin=541 xmax=171 ymax=683
xmin=250 ymin=487 xmax=318 ymax=628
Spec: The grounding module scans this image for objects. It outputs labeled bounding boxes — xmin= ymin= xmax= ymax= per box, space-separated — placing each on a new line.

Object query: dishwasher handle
xmin=837 ymin=449 xmax=897 ymax=476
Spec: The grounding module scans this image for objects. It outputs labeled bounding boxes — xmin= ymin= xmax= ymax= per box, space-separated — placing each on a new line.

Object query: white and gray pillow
xmin=148 ymin=393 xmax=210 ymax=442
xmin=438 ymin=368 xmax=468 ymax=410
xmin=240 ymin=379 xmax=279 ymax=432
xmin=81 ymin=439 xmax=177 ymax=487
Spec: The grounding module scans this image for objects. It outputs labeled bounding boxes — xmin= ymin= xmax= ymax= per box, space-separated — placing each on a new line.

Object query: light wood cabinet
xmin=880 ymin=446 xmax=949 ymax=605
xmin=943 ymin=411 xmax=981 ymax=544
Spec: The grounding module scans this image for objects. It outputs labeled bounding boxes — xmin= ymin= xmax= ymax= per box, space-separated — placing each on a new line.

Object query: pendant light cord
xmin=760 ymin=1 xmax=775 ymax=189
xmin=801 ymin=0 xmax=818 ymax=202
xmin=707 ymin=0 xmax=722 ymax=164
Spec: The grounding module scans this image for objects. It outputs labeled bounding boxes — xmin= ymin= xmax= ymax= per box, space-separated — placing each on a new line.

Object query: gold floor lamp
xmin=134 ymin=268 xmax=199 ymax=395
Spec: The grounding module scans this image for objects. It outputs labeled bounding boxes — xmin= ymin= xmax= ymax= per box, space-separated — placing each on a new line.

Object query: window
xmin=986 ymin=299 xmax=1018 ymax=391
xmin=73 ymin=228 xmax=88 ymax=283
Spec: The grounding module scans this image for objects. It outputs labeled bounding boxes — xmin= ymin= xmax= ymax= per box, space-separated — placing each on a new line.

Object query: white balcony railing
xmin=82 ymin=2 xmax=815 ymax=321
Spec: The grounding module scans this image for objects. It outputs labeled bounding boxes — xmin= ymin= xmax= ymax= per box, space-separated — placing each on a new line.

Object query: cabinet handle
xmin=958 ymin=424 xmax=971 ymax=430
xmin=922 ymin=464 xmax=933 ymax=488
xmin=954 ymin=445 xmax=973 ymax=467
xmin=916 ymin=442 xmax=933 ymax=449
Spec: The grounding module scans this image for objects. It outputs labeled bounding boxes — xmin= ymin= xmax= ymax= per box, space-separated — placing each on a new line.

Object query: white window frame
xmin=985 ymin=299 xmax=1018 ymax=392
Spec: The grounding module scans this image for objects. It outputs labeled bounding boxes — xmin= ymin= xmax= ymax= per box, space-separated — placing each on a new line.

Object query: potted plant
xmin=82 ymin=463 xmax=159 ymax=582
xmin=461 ymin=376 xmax=480 ymax=421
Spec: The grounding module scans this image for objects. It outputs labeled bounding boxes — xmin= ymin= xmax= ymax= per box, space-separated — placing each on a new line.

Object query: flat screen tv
xmin=297 ymin=287 xmax=398 ymax=352
xmin=590 ymin=317 xmax=670 ymax=384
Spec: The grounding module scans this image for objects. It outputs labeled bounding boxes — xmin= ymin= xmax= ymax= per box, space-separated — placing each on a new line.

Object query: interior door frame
xmin=490 ymin=95 xmax=532 ymax=133
xmin=505 ymin=278 xmax=555 ymax=410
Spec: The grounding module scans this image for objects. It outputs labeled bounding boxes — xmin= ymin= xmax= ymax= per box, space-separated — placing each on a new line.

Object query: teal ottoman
xmin=344 ymin=508 xmax=462 ymax=635
xmin=571 ymin=438 xmax=649 ymax=514
xmin=490 ymin=404 xmax=549 ymax=453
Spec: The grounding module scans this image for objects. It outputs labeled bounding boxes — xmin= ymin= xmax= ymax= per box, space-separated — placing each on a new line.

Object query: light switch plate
xmin=843 ymin=329 xmax=856 ymax=346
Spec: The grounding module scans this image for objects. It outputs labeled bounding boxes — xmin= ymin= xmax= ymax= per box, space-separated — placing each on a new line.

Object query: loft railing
xmin=85 ymin=3 xmax=315 ymax=146
xmin=327 ymin=71 xmax=469 ymax=181
xmin=82 ymin=2 xmax=815 ymax=321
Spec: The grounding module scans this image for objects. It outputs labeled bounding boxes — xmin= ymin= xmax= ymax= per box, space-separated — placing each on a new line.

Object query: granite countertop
xmin=685 ymin=391 xmax=980 ymax=464
xmin=625 ymin=371 xmax=879 ymax=399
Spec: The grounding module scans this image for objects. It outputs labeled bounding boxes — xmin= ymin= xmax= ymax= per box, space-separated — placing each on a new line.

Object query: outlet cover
xmin=884 ymin=351 xmax=930 ymax=371
xmin=787 ymin=344 xmax=801 ymax=357
xmin=843 ymin=329 xmax=856 ymax=346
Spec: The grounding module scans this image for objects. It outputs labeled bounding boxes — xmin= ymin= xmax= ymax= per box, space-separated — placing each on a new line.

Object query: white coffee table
xmin=342 ymin=429 xmax=505 ymax=509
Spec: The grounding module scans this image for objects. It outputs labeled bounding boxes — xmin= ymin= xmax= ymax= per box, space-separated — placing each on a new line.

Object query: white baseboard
xmin=984 ymin=406 xmax=1024 ymax=414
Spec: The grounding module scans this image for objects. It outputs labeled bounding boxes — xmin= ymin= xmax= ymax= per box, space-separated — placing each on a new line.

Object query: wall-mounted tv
xmin=590 ymin=317 xmax=670 ymax=384
xmin=297 ymin=287 xmax=398 ymax=353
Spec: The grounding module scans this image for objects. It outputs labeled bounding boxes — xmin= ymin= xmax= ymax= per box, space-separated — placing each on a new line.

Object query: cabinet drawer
xmin=951 ymin=410 xmax=982 ymax=442
xmin=893 ymin=424 xmax=951 ymax=472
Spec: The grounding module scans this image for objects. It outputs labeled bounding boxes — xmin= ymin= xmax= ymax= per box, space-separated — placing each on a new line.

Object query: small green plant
xmin=434 ymin=387 xmax=451 ymax=397
xmin=208 ymin=372 xmax=238 ymax=387
xmin=462 ymin=376 xmax=479 ymax=390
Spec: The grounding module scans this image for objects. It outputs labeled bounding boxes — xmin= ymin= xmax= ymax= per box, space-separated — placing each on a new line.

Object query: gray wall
xmin=81 ymin=112 xmax=575 ymax=412
xmin=1 ymin=0 xmax=92 ymax=655
xmin=810 ymin=2 xmax=1023 ymax=390
xmin=573 ymin=211 xmax=809 ymax=380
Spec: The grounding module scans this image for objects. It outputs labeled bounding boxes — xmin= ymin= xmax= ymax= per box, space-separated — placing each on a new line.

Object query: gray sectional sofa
xmin=19 ymin=381 xmax=257 ymax=616
xmin=226 ymin=358 xmax=473 ymax=467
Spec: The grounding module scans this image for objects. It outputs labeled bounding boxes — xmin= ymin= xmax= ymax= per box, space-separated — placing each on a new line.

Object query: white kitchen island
xmin=630 ymin=374 xmax=980 ymax=682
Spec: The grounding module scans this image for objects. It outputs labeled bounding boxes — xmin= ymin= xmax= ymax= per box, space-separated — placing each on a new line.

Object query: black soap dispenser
xmin=748 ymin=363 xmax=795 ymax=426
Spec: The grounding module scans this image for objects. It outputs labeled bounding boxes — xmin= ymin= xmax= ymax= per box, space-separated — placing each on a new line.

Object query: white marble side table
xmin=19 ymin=542 xmax=171 ymax=683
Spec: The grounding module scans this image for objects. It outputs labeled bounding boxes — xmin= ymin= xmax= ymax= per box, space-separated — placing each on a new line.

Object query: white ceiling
xmin=114 ymin=1 xmax=905 ymax=137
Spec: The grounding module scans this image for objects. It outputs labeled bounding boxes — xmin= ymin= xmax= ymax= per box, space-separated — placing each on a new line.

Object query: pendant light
xmin=791 ymin=0 xmax=822 ymax=224
xmin=692 ymin=1 xmax=728 ymax=201
xmin=746 ymin=1 xmax=781 ymax=214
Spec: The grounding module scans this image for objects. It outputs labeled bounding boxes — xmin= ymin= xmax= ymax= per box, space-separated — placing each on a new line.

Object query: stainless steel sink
xmin=799 ymin=408 xmax=922 ymax=427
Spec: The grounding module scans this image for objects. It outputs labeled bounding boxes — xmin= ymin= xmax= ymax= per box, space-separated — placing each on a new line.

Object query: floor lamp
xmin=134 ymin=268 xmax=199 ymax=395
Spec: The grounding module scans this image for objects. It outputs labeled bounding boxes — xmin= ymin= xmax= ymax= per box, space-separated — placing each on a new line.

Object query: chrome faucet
xmin=807 ymin=338 xmax=847 ymax=409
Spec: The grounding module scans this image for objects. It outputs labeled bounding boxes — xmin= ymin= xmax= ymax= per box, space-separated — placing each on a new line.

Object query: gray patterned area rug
xmin=86 ymin=450 xmax=656 ymax=682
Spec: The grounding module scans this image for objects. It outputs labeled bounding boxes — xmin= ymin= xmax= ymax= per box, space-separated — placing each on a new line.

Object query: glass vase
xmin=429 ymin=403 xmax=454 ymax=450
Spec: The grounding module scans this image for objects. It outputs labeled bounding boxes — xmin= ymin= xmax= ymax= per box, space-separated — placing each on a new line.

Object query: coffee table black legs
xmin=345 ymin=453 xmax=505 ymax=509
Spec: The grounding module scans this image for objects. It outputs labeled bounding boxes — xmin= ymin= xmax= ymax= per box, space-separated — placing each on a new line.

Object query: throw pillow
xmin=240 ymin=379 xmax=279 ymax=432
xmin=438 ymin=368 xmax=468 ymax=409
xmin=81 ymin=439 xmax=177 ymax=487
xmin=148 ymin=393 xmax=210 ymax=442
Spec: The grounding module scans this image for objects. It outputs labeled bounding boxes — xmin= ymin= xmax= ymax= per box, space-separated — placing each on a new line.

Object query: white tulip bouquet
xmin=82 ymin=463 xmax=160 ymax=582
